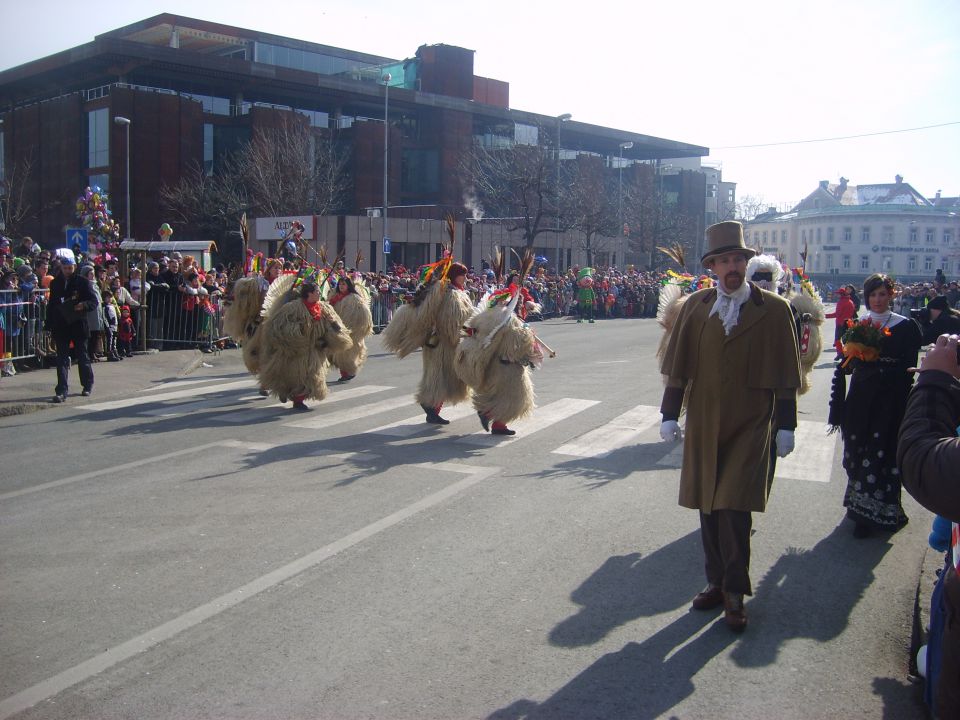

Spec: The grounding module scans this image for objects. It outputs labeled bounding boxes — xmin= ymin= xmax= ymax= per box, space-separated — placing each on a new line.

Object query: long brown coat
xmin=660 ymin=284 xmax=801 ymax=513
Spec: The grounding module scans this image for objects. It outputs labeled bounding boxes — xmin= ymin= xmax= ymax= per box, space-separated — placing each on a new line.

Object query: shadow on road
xmin=523 ymin=442 xmax=679 ymax=488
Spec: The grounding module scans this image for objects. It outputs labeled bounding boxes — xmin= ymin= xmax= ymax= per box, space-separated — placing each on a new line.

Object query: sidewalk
xmin=0 ymin=348 xmax=239 ymax=417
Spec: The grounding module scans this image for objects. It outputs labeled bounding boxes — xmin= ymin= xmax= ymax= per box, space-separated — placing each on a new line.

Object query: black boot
xmin=421 ymin=403 xmax=449 ymax=425
xmin=478 ymin=411 xmax=490 ymax=431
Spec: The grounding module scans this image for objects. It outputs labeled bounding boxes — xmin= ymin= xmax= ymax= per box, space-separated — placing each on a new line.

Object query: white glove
xmin=660 ymin=420 xmax=683 ymax=443
xmin=775 ymin=429 xmax=795 ymax=457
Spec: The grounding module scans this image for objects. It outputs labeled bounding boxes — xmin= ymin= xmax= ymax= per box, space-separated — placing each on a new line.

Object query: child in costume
xmin=576 ymin=268 xmax=596 ymax=323
xmin=118 ymin=305 xmax=135 ymax=357
xmin=257 ymin=276 xmax=353 ymax=411
xmin=326 ymin=273 xmax=373 ymax=382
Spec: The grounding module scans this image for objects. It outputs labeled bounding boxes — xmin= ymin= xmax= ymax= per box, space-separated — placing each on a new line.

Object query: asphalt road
xmin=0 ymin=316 xmax=930 ymax=719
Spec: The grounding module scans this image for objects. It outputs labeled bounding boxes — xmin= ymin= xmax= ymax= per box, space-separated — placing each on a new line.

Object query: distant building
xmin=745 ymin=176 xmax=960 ymax=284
xmin=0 ymin=13 xmax=708 ymax=271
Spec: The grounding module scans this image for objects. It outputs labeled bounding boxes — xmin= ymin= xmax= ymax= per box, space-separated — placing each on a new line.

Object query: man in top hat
xmin=658 ymin=220 xmax=801 ymax=632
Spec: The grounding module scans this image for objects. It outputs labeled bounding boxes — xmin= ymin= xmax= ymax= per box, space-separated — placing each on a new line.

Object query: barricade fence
xmin=1 ymin=288 xmax=50 ymax=365
xmin=146 ymin=288 xmax=228 ymax=351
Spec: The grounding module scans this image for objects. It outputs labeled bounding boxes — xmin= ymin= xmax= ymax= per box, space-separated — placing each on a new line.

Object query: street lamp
xmin=381 ymin=73 xmax=391 ymax=274
xmin=618 ymin=141 xmax=633 ymax=268
xmin=113 ymin=116 xmax=131 ymax=240
xmin=555 ymin=113 xmax=572 ymax=273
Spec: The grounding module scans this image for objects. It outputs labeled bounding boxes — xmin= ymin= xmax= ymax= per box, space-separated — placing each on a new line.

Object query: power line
xmin=713 ymin=121 xmax=960 ymax=150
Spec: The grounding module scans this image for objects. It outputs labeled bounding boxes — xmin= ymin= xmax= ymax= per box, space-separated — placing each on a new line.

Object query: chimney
xmin=895 ymin=174 xmax=903 ymax=184
xmin=767 ymin=207 xmax=777 ymax=214
xmin=819 ymin=180 xmax=829 ymax=190
xmin=935 ymin=190 xmax=942 ymax=201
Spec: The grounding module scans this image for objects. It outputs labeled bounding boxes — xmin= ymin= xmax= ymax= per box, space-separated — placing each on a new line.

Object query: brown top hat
xmin=701 ymin=221 xmax=757 ymax=267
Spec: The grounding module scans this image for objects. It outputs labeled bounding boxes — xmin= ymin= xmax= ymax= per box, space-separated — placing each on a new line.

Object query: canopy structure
xmin=119 ymin=240 xmax=217 ymax=253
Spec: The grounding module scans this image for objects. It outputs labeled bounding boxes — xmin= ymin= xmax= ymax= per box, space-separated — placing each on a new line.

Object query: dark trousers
xmin=700 ymin=509 xmax=753 ymax=595
xmin=53 ymin=327 xmax=93 ymax=397
xmin=939 ymin=565 xmax=960 ymax=719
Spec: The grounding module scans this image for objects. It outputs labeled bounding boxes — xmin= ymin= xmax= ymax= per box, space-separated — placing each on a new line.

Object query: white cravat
xmin=709 ymin=282 xmax=751 ymax=335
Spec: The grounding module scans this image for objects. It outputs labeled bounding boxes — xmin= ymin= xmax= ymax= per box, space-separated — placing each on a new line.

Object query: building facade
xmin=0 ymin=14 xmax=709 ymax=271
xmin=745 ymin=177 xmax=960 ymax=285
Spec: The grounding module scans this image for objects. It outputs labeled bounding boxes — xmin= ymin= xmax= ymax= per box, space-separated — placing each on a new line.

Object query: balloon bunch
xmin=158 ymin=223 xmax=173 ymax=241
xmin=75 ymin=186 xmax=121 ymax=252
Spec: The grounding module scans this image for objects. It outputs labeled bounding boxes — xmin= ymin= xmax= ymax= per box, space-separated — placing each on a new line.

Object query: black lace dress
xmin=828 ymin=315 xmax=922 ymax=531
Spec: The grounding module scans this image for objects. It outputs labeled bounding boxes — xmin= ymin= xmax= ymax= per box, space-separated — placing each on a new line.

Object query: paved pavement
xmin=0 ymin=318 xmax=941 ymax=719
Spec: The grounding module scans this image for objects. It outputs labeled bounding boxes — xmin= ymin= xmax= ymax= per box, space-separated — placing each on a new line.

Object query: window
xmin=883 ymin=256 xmax=892 ymax=270
xmin=400 ymin=149 xmax=439 ymax=195
xmin=944 ymin=229 xmax=954 ymax=246
xmin=706 ymin=184 xmax=717 ymax=198
xmin=827 ymin=227 xmax=834 ymax=242
xmin=861 ymin=227 xmax=870 ymax=243
xmin=908 ymin=256 xmax=917 ymax=271
xmin=941 ymin=258 xmax=950 ymax=273
xmin=781 ymin=230 xmax=787 ymax=243
xmin=816 ymin=228 xmax=821 ymax=242
xmin=726 ymin=188 xmax=734 ymax=202
xmin=826 ymin=253 xmax=834 ymax=269
xmin=910 ymin=226 xmax=918 ymax=243
xmin=801 ymin=229 xmax=806 ymax=243
xmin=843 ymin=227 xmax=852 ymax=243
xmin=203 ymin=124 xmax=214 ymax=176
xmin=88 ymin=173 xmax=109 ymax=194
xmin=87 ymin=108 xmax=109 ymax=168
xmin=925 ymin=257 xmax=934 ymax=271
xmin=762 ymin=231 xmax=768 ymax=243
xmin=514 ymin=123 xmax=538 ymax=146
xmin=842 ymin=255 xmax=851 ymax=270
xmin=882 ymin=226 xmax=893 ymax=243
xmin=926 ymin=228 xmax=935 ymax=244
xmin=860 ymin=255 xmax=870 ymax=270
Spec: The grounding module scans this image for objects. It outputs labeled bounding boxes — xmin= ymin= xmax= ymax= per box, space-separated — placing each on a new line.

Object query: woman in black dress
xmin=829 ymin=273 xmax=922 ymax=537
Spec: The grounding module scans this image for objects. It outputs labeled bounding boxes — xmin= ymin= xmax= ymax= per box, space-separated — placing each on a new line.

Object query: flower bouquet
xmin=839 ymin=317 xmax=891 ymax=367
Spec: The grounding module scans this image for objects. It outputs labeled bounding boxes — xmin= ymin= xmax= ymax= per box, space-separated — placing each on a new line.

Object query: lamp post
xmin=113 ymin=116 xmax=131 ymax=240
xmin=555 ymin=113 xmax=572 ymax=274
xmin=618 ymin=141 xmax=633 ymax=268
xmin=381 ymin=73 xmax=391 ymax=274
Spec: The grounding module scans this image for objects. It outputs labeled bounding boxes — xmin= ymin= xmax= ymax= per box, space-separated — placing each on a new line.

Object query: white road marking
xmin=78 ymin=380 xmax=257 ymax=412
xmin=594 ymin=360 xmax=630 ymax=364
xmin=774 ymin=420 xmax=837 ymax=482
xmin=282 ymin=395 xmax=414 ymax=430
xmin=456 ymin=398 xmax=600 ymax=446
xmin=368 ymin=403 xmax=477 ymax=436
xmin=138 ymin=375 xmax=243 ymax=393
xmin=0 ymin=441 xmax=274 ymax=502
xmin=553 ymin=404 xmax=662 ymax=458
xmin=210 ymin=385 xmax=395 ymax=424
xmin=0 ymin=463 xmax=501 ymax=720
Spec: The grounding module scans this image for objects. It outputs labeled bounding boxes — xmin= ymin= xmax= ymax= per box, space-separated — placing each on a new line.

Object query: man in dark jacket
xmin=897 ymin=332 xmax=960 ymax=719
xmin=46 ymin=253 xmax=96 ymax=402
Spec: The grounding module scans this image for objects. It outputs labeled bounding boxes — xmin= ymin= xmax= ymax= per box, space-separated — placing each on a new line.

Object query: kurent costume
xmin=828 ymin=277 xmax=922 ymax=534
xmin=326 ymin=274 xmax=373 ymax=382
xmin=456 ymin=260 xmax=544 ymax=436
xmin=256 ymin=274 xmax=353 ymax=410
xmin=659 ymin=221 xmax=801 ymax=632
xmin=223 ymin=276 xmax=267 ymax=380
xmin=381 ymin=256 xmax=474 ymax=424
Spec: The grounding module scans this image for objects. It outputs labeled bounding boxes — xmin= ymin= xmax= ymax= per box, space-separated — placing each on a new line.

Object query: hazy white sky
xmin=3 ymin=0 xmax=957 ymax=209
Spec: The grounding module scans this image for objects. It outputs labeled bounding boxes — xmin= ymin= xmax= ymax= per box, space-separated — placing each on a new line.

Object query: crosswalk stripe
xmin=774 ymin=420 xmax=836 ymax=482
xmin=79 ymin=380 xmax=257 ymax=412
xmin=456 ymin=398 xmax=600 ymax=446
xmin=368 ymin=404 xmax=478 ymax=436
xmin=138 ymin=375 xmax=243 ymax=393
xmin=282 ymin=395 xmax=414 ymax=430
xmin=553 ymin=404 xmax=662 ymax=458
xmin=209 ymin=385 xmax=395 ymax=424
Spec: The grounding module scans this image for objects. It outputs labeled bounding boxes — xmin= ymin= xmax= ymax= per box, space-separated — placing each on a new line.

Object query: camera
xmin=911 ymin=307 xmax=931 ymax=324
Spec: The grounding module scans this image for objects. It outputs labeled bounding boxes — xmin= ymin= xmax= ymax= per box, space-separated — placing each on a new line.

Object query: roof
xmin=120 ymin=240 xmax=217 ymax=252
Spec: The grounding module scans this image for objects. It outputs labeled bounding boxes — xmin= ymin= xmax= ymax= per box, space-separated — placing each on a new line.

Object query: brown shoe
xmin=723 ymin=593 xmax=747 ymax=632
xmin=691 ymin=584 xmax=724 ymax=611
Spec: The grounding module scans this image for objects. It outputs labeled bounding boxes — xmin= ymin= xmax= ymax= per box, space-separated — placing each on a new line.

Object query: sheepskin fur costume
xmin=656 ymin=281 xmax=687 ymax=370
xmin=414 ymin=283 xmax=475 ymax=408
xmin=788 ymin=289 xmax=825 ymax=395
xmin=456 ymin=306 xmax=538 ymax=424
xmin=328 ymin=282 xmax=373 ymax=376
xmin=258 ymin=299 xmax=353 ymax=403
xmin=223 ymin=276 xmax=265 ymax=374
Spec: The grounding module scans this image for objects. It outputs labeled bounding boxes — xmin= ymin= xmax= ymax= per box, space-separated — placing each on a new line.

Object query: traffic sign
xmin=66 ymin=227 xmax=88 ymax=253
xmin=383 ymin=237 xmax=391 ymax=255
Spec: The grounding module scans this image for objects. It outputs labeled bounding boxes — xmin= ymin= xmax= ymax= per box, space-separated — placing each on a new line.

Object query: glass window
xmin=861 ymin=227 xmax=870 ymax=243
xmin=816 ymin=228 xmax=821 ymax=242
xmin=941 ymin=257 xmax=949 ymax=272
xmin=925 ymin=256 xmax=934 ymax=271
xmin=781 ymin=230 xmax=787 ymax=243
xmin=842 ymin=255 xmax=850 ymax=269
xmin=762 ymin=231 xmax=768 ymax=242
xmin=514 ymin=123 xmax=538 ymax=146
xmin=801 ymin=229 xmax=806 ymax=242
xmin=826 ymin=253 xmax=833 ymax=269
xmin=882 ymin=227 xmax=893 ymax=243
xmin=946 ymin=230 xmax=955 ymax=246
xmin=860 ymin=255 xmax=869 ymax=270
xmin=908 ymin=256 xmax=917 ymax=271
xmin=926 ymin=228 xmax=935 ymax=244
xmin=88 ymin=108 xmax=109 ymax=168
xmin=400 ymin=149 xmax=439 ymax=195
xmin=827 ymin=227 xmax=834 ymax=242
xmin=882 ymin=256 xmax=892 ymax=270
xmin=88 ymin=173 xmax=109 ymax=194
xmin=910 ymin=226 xmax=918 ymax=243
xmin=203 ymin=124 xmax=214 ymax=176
xmin=843 ymin=227 xmax=852 ymax=243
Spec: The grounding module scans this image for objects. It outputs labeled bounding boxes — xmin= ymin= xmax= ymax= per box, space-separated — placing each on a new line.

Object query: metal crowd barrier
xmin=145 ymin=288 xmax=229 ymax=351
xmin=0 ymin=288 xmax=51 ymax=364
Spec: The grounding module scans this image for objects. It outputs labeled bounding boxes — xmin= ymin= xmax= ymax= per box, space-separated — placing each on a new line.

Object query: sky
xmin=2 ymin=0 xmax=958 ymax=211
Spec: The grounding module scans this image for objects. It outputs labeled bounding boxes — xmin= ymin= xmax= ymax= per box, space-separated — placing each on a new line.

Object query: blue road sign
xmin=383 ymin=237 xmax=391 ymax=255
xmin=66 ymin=227 xmax=89 ymax=253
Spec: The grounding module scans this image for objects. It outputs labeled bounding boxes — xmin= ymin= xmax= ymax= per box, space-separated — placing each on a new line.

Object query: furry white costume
xmin=327 ymin=275 xmax=373 ymax=380
xmin=223 ymin=276 xmax=266 ymax=378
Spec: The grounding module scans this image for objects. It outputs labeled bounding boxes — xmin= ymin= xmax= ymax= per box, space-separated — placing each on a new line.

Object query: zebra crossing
xmin=79 ymin=376 xmax=837 ymax=482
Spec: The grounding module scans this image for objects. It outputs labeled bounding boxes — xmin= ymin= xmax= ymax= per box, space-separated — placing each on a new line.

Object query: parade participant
xmin=381 ymin=219 xmax=474 ymax=424
xmin=825 ymin=287 xmax=856 ymax=359
xmin=256 ymin=277 xmax=352 ymax=411
xmin=327 ymin=273 xmax=373 ymax=382
xmin=576 ymin=268 xmax=596 ymax=323
xmin=828 ymin=273 xmax=922 ymax=538
xmin=658 ymin=221 xmax=801 ymax=632
xmin=46 ymin=251 xmax=96 ymax=402
xmin=457 ymin=252 xmax=546 ymax=436
xmin=897 ymin=333 xmax=960 ymax=720
xmin=223 ymin=276 xmax=268 ymax=392
xmin=503 ymin=271 xmax=540 ymax=321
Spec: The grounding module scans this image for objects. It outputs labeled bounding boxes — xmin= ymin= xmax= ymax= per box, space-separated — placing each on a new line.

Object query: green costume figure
xmin=576 ymin=267 xmax=596 ymax=323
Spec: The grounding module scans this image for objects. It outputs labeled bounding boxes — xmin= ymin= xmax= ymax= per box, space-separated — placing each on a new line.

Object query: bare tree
xmin=160 ymin=156 xmax=249 ymax=242
xmin=735 ymin=193 xmax=769 ymax=221
xmin=0 ymin=152 xmax=36 ymax=238
xmin=564 ymin=156 xmax=618 ymax=266
xmin=459 ymin=125 xmax=559 ymax=249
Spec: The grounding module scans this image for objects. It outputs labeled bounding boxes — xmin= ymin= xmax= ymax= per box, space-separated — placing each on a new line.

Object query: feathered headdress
xmin=657 ymin=242 xmax=687 ymax=270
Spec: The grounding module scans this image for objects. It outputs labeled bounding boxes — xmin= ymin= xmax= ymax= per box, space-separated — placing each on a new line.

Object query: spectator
xmin=46 ymin=253 xmax=95 ymax=401
xmin=78 ymin=265 xmax=106 ymax=362
xmin=920 ymin=295 xmax=960 ymax=345
xmin=825 ymin=288 xmax=856 ymax=358
xmin=118 ymin=305 xmax=136 ymax=357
